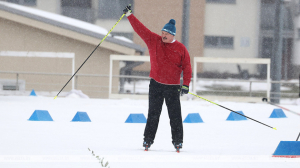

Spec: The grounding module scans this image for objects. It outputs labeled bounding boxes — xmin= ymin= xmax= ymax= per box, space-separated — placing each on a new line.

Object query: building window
xmin=3 ymin=85 xmax=17 ymax=90
xmin=61 ymin=0 xmax=92 ymax=8
xmin=98 ymin=0 xmax=133 ymax=19
xmin=206 ymin=0 xmax=236 ymax=4
xmin=6 ymin=0 xmax=19 ymax=4
xmin=61 ymin=0 xmax=95 ymax=23
xmin=261 ymin=0 xmax=293 ymax=30
xmin=23 ymin=0 xmax=36 ymax=6
xmin=204 ymin=36 xmax=234 ymax=49
xmin=260 ymin=1 xmax=275 ymax=30
xmin=298 ymin=29 xmax=300 ymax=39
xmin=6 ymin=0 xmax=36 ymax=6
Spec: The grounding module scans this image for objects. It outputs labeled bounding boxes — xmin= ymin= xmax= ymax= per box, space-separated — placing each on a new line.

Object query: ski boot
xmin=173 ymin=142 xmax=182 ymax=153
xmin=143 ymin=141 xmax=153 ymax=151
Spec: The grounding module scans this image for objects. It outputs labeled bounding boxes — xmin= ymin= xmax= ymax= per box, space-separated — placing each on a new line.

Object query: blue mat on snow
xmin=125 ymin=113 xmax=147 ymax=123
xmin=269 ymin=109 xmax=287 ymax=118
xmin=226 ymin=111 xmax=247 ymax=121
xmin=183 ymin=113 xmax=203 ymax=123
xmin=29 ymin=89 xmax=37 ymax=96
xmin=28 ymin=110 xmax=53 ymax=121
xmin=273 ymin=141 xmax=300 ymax=157
xmin=71 ymin=112 xmax=91 ymax=122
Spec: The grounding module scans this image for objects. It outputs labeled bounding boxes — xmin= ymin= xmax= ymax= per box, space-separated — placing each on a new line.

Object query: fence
xmin=0 ymin=71 xmax=298 ymax=100
xmin=193 ymin=57 xmax=271 ymax=100
xmin=0 ymin=71 xmax=110 ymax=98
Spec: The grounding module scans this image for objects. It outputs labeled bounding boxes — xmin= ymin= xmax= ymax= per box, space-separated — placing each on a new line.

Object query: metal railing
xmin=118 ymin=76 xmax=299 ymax=99
xmin=0 ymin=71 xmax=298 ymax=99
xmin=196 ymin=78 xmax=299 ymax=99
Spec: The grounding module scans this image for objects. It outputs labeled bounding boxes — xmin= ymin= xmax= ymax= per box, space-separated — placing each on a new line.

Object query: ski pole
xmin=262 ymin=98 xmax=300 ymax=116
xmin=54 ymin=13 xmax=126 ymax=99
xmin=189 ymin=92 xmax=277 ymax=130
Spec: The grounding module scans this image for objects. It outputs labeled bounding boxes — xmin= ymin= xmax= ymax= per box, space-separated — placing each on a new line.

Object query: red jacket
xmin=128 ymin=15 xmax=192 ymax=86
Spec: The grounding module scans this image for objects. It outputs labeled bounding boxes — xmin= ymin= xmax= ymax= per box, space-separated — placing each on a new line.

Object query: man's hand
xmin=180 ymin=85 xmax=189 ymax=96
xmin=123 ymin=5 xmax=132 ymax=16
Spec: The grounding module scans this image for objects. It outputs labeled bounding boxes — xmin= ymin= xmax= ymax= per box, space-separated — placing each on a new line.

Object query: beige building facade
xmin=204 ymin=0 xmax=261 ymax=74
xmin=0 ymin=2 xmax=144 ymax=98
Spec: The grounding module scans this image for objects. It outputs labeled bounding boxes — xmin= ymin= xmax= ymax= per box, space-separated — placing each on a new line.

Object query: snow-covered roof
xmin=0 ymin=1 xmax=145 ymax=53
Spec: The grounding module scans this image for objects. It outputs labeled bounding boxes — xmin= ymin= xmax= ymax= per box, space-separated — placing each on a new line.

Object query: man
xmin=123 ymin=5 xmax=192 ymax=151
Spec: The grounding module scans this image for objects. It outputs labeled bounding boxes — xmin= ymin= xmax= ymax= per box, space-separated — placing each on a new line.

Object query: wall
xmin=203 ymin=0 xmax=260 ymax=74
xmin=0 ymin=17 xmax=119 ymax=98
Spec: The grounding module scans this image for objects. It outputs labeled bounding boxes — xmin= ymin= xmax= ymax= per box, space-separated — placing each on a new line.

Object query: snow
xmin=0 ymin=95 xmax=300 ymax=168
xmin=113 ymin=36 xmax=133 ymax=43
xmin=65 ymin=90 xmax=89 ymax=99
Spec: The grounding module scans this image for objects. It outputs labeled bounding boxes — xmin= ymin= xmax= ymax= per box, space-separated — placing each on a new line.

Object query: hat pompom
xmin=169 ymin=19 xmax=176 ymax=25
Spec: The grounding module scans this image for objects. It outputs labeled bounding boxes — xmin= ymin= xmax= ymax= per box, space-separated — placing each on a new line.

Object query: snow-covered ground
xmin=0 ymin=95 xmax=300 ymax=168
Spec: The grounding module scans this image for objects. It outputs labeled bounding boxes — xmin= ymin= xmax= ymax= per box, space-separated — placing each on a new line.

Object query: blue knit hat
xmin=162 ymin=19 xmax=176 ymax=36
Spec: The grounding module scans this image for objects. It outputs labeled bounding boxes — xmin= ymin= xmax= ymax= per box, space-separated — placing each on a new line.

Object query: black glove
xmin=180 ymin=85 xmax=189 ymax=96
xmin=123 ymin=4 xmax=132 ymax=14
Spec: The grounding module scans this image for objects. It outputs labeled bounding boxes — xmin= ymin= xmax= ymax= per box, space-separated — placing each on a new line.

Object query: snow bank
xmin=65 ymin=89 xmax=89 ymax=99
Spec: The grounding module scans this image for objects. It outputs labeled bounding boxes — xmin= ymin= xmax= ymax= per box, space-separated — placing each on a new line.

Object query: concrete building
xmin=203 ymin=0 xmax=261 ymax=75
xmin=0 ymin=1 xmax=144 ymax=98
xmin=0 ymin=0 xmax=134 ymax=39
xmin=203 ymin=0 xmax=296 ymax=80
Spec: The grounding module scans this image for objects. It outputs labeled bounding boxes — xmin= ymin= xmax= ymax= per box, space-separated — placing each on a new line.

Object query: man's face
xmin=161 ymin=31 xmax=174 ymax=43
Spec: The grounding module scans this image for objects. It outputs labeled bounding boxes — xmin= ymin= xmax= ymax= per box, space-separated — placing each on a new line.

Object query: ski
xmin=143 ymin=146 xmax=181 ymax=152
xmin=173 ymin=142 xmax=182 ymax=153
xmin=143 ymin=141 xmax=152 ymax=151
xmin=176 ymin=147 xmax=180 ymax=153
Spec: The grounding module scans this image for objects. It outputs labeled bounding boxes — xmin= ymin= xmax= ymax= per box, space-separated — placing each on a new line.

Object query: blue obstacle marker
xmin=273 ymin=141 xmax=300 ymax=158
xmin=226 ymin=111 xmax=247 ymax=121
xmin=28 ymin=110 xmax=53 ymax=121
xmin=183 ymin=113 xmax=203 ymax=123
xmin=125 ymin=113 xmax=147 ymax=123
xmin=269 ymin=109 xmax=287 ymax=118
xmin=29 ymin=89 xmax=37 ymax=96
xmin=71 ymin=112 xmax=91 ymax=122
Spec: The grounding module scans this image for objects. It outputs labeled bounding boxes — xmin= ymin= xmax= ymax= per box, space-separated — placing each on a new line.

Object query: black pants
xmin=143 ymin=79 xmax=183 ymax=144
